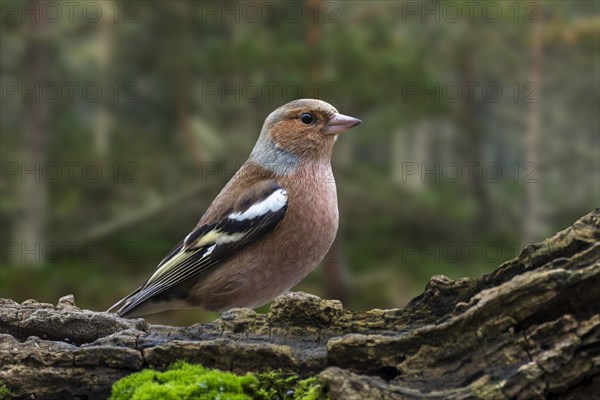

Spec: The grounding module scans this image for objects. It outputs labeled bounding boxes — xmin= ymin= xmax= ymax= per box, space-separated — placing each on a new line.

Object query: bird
xmin=108 ymin=99 xmax=361 ymax=318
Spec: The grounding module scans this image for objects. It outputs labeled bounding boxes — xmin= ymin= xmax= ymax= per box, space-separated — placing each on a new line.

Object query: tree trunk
xmin=523 ymin=0 xmax=544 ymax=247
xmin=93 ymin=1 xmax=114 ymax=159
xmin=1 ymin=209 xmax=599 ymax=399
xmin=12 ymin=0 xmax=50 ymax=265
xmin=176 ymin=1 xmax=203 ymax=170
xmin=454 ymin=21 xmax=495 ymax=230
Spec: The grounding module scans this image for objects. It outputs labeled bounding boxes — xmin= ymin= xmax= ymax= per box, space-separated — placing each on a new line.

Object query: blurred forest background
xmin=1 ymin=0 xmax=599 ymax=325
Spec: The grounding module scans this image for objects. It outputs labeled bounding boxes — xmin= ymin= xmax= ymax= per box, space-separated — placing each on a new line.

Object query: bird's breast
xmin=191 ymin=161 xmax=339 ymax=311
xmin=279 ymin=161 xmax=339 ymax=255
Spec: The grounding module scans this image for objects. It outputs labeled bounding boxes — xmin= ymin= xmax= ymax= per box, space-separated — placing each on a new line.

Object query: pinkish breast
xmin=191 ymin=161 xmax=339 ymax=311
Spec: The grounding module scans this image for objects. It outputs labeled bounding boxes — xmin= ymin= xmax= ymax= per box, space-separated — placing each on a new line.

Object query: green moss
xmin=251 ymin=371 xmax=326 ymax=400
xmin=111 ymin=362 xmax=257 ymax=400
xmin=110 ymin=362 xmax=328 ymax=400
xmin=0 ymin=382 xmax=12 ymax=400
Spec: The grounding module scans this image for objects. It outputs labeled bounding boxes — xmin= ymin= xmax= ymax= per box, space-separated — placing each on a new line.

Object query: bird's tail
xmin=106 ymin=287 xmax=142 ymax=316
xmin=107 ymin=287 xmax=180 ymax=318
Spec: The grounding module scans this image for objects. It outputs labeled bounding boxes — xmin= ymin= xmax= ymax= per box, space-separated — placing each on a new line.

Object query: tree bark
xmin=1 ymin=209 xmax=599 ymax=399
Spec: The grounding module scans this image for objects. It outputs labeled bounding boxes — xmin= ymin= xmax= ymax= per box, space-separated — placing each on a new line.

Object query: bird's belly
xmin=192 ymin=177 xmax=339 ymax=311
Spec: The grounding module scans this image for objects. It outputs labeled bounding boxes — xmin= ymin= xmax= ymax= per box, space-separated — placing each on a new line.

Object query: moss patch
xmin=0 ymin=382 xmax=11 ymax=400
xmin=110 ymin=362 xmax=327 ymax=400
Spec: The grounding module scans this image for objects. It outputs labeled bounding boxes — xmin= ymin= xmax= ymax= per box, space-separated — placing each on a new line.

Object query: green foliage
xmin=110 ymin=362 xmax=327 ymax=400
xmin=0 ymin=382 xmax=11 ymax=400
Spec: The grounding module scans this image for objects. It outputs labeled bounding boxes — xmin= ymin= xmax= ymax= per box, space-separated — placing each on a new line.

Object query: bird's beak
xmin=325 ymin=113 xmax=362 ymax=135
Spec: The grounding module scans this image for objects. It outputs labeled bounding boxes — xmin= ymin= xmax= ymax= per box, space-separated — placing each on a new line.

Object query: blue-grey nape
xmin=250 ymin=132 xmax=300 ymax=176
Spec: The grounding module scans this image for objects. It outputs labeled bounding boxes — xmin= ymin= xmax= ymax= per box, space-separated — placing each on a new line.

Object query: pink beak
xmin=325 ymin=113 xmax=361 ymax=135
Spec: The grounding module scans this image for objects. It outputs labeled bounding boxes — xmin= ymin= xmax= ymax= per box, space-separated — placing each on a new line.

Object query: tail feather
xmin=107 ymin=286 xmax=188 ymax=318
xmin=106 ymin=287 xmax=141 ymax=315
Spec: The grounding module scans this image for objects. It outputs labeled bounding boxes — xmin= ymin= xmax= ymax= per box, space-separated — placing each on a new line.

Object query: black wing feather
xmin=111 ymin=185 xmax=287 ymax=317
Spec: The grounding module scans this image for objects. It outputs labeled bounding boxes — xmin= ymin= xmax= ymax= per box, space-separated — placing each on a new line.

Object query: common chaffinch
xmin=109 ymin=99 xmax=361 ymax=317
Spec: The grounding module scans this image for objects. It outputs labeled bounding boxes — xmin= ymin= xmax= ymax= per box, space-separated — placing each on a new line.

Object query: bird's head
xmin=251 ymin=99 xmax=361 ymax=172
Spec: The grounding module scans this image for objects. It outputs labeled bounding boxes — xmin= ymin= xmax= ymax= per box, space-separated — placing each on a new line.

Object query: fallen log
xmin=1 ymin=209 xmax=599 ymax=399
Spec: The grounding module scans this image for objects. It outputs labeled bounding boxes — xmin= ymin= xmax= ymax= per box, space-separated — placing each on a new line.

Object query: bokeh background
xmin=1 ymin=0 xmax=598 ymax=325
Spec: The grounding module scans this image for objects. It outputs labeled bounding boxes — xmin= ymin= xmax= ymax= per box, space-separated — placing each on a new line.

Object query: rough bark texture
xmin=1 ymin=209 xmax=599 ymax=400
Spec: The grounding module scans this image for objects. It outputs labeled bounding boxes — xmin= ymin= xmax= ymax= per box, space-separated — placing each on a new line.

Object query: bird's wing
xmin=108 ymin=181 xmax=288 ymax=317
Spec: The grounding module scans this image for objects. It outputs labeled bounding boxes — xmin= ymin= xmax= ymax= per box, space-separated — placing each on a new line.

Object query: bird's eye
xmin=300 ymin=113 xmax=314 ymax=124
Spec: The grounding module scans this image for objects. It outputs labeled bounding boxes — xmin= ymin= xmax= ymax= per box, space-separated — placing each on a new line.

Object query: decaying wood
xmin=1 ymin=209 xmax=599 ymax=399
